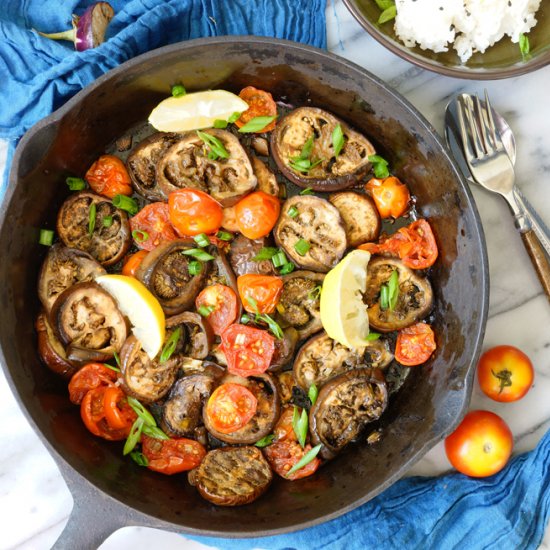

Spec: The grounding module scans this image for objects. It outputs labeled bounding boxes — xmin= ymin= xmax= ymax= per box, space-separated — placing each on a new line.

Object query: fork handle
xmin=520 ymin=229 xmax=550 ymax=303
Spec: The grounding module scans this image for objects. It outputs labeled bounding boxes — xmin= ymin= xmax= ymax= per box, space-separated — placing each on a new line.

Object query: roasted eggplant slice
xmin=50 ymin=281 xmax=127 ymax=357
xmin=329 ymin=191 xmax=381 ymax=247
xmin=203 ymin=373 xmax=280 ymax=445
xmin=156 ymin=129 xmax=257 ymax=206
xmin=126 ymin=132 xmax=180 ymax=201
xmin=227 ymin=234 xmax=277 ymax=277
xmin=310 ymin=368 xmax=388 ymax=459
xmin=189 ymin=446 xmax=272 ymax=506
xmin=165 ymin=311 xmax=214 ymax=359
xmin=276 ymin=371 xmax=296 ymax=404
xmin=270 ymin=327 xmax=299 ymax=371
xmin=119 ymin=335 xmax=180 ymax=403
xmin=136 ymin=239 xmax=211 ymax=315
xmin=276 ymin=271 xmax=324 ymax=339
xmin=38 ymin=244 xmax=106 ymax=313
xmin=251 ymin=156 xmax=280 ymax=197
xmin=365 ymin=257 xmax=433 ymax=332
xmin=56 ymin=191 xmax=131 ymax=266
xmin=271 ymin=107 xmax=376 ymax=191
xmin=274 ymin=195 xmax=346 ymax=272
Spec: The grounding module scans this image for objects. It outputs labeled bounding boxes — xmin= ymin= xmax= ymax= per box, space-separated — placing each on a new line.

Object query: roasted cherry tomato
xmin=221 ymin=324 xmax=275 ymax=377
xmin=141 ymin=434 xmax=206 ymax=474
xmin=366 ymin=176 xmax=410 ymax=218
xmin=195 ymin=284 xmax=238 ymax=336
xmin=235 ymin=191 xmax=281 ymax=239
xmin=85 ymin=154 xmax=132 ymax=198
xmin=122 ymin=250 xmax=148 ymax=277
xmin=359 ymin=219 xmax=438 ymax=270
xmin=477 ymin=345 xmax=534 ymax=402
xmin=444 ymin=410 xmax=513 ymax=477
xmin=204 ymin=383 xmax=258 ymax=434
xmin=168 ymin=189 xmax=223 ymax=237
xmin=235 ymin=86 xmax=278 ymax=132
xmin=395 ymin=322 xmax=436 ymax=366
xmin=273 ymin=406 xmax=297 ymax=442
xmin=264 ymin=440 xmax=321 ymax=481
xmin=80 ymin=385 xmax=136 ymax=440
xmin=68 ymin=362 xmax=118 ymax=405
xmin=130 ymin=202 xmax=179 ymax=251
xmin=237 ymin=274 xmax=283 ymax=314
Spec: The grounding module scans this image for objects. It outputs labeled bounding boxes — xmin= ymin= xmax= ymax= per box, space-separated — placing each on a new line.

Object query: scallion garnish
xmin=387 ymin=270 xmax=399 ymax=310
xmin=379 ymin=284 xmax=390 ymax=310
xmin=246 ymin=297 xmax=284 ymax=340
xmin=113 ymin=351 xmax=121 ymax=367
xmin=368 ymin=154 xmax=390 ymax=179
xmin=88 ymin=202 xmax=96 ymax=236
xmin=193 ymin=233 xmax=210 ymax=248
xmin=39 ymin=229 xmax=54 ymax=246
xmin=255 ymin=434 xmax=275 ymax=448
xmin=287 ymin=206 xmax=299 ymax=218
xmin=142 ymin=424 xmax=170 ymax=440
xmin=127 ymin=396 xmax=157 ymax=427
xmin=252 ymin=247 xmax=279 ymax=261
xmin=213 ymin=119 xmax=228 ymax=129
xmin=307 ymin=285 xmax=322 ymax=301
xmin=519 ymin=33 xmax=530 ymax=60
xmin=102 ymin=216 xmax=113 ymax=228
xmin=113 ymin=194 xmax=139 ymax=215
xmin=171 ymin=84 xmax=186 ymax=97
xmin=132 ymin=229 xmax=149 ymax=244
xmin=198 ymin=305 xmax=215 ymax=317
xmin=216 ymin=230 xmax=233 ymax=241
xmin=332 ymin=124 xmax=345 ymax=158
xmin=124 ymin=418 xmax=144 ymax=455
xmin=182 ymin=248 xmax=215 ymax=261
xmin=228 ymin=111 xmax=242 ymax=123
xmin=66 ymin=176 xmax=86 ymax=191
xmin=197 ymin=130 xmax=229 ymax=159
xmin=299 ymin=136 xmax=315 ymax=160
xmin=294 ymin=238 xmax=311 ymax=256
xmin=308 ymin=383 xmax=318 ymax=406
xmin=159 ymin=327 xmax=182 ymax=363
xmin=130 ymin=451 xmax=148 ymax=467
xmin=279 ymin=262 xmax=295 ymax=275
xmin=374 ymin=0 xmax=396 ymax=24
xmin=288 ymin=157 xmax=322 ymax=174
xmin=299 ymin=187 xmax=314 ymax=195
xmin=365 ymin=332 xmax=381 ymax=341
xmin=240 ymin=313 xmax=251 ymax=324
xmin=103 ymin=363 xmax=120 ymax=373
xmin=286 ymin=444 xmax=322 ymax=478
xmin=238 ymin=115 xmax=277 ymax=133
xmin=271 ymin=250 xmax=287 ymax=268
xmin=188 ymin=261 xmax=202 ymax=276
xmin=292 ymin=406 xmax=309 ymax=449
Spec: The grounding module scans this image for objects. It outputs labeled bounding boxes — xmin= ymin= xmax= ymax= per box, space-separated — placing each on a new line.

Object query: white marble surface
xmin=2 ymin=1 xmax=550 ymax=548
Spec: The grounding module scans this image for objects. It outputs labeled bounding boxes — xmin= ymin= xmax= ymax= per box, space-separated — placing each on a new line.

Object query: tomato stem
xmin=491 ymin=368 xmax=512 ymax=394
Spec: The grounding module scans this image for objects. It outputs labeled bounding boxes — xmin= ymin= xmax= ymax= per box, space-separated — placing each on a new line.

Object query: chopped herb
xmin=213 ymin=119 xmax=228 ymax=129
xmin=332 ymin=124 xmax=345 ymax=158
xmin=228 ymin=111 xmax=242 ymax=123
xmin=288 ymin=157 xmax=322 ymax=173
xmin=256 ymin=312 xmax=284 ymax=340
xmin=240 ymin=313 xmax=251 ymax=324
xmin=142 ymin=424 xmax=170 ymax=440
xmin=193 ymin=233 xmax=210 ymax=248
xmin=271 ymin=250 xmax=288 ymax=268
xmin=299 ymin=136 xmax=315 ymax=160
xmin=103 ymin=363 xmax=120 ymax=373
xmin=519 ymin=33 xmax=530 ymax=60
xmin=286 ymin=444 xmax=322 ymax=477
xmin=299 ymin=187 xmax=314 ymax=195
xmin=66 ymin=177 xmax=86 ymax=191
xmin=287 ymin=206 xmax=299 ymax=218
xmin=379 ymin=284 xmax=390 ymax=310
xmin=255 ymin=434 xmax=275 ymax=448
xmin=365 ymin=332 xmax=381 ymax=341
xmin=127 ymin=396 xmax=157 ymax=427
xmin=374 ymin=0 xmax=394 ymax=8
xmin=387 ymin=270 xmax=399 ymax=310
xmin=182 ymin=248 xmax=215 ymax=261
xmin=198 ymin=305 xmax=215 ymax=317
xmin=159 ymin=327 xmax=182 ymax=363
xmin=39 ymin=229 xmax=54 ymax=246
xmin=197 ymin=130 xmax=229 ymax=159
xmin=130 ymin=451 xmax=148 ymax=467
xmin=113 ymin=351 xmax=121 ymax=367
xmin=294 ymin=238 xmax=311 ymax=256
xmin=307 ymin=285 xmax=322 ymax=301
xmin=238 ymin=115 xmax=277 ymax=133
xmin=368 ymin=154 xmax=390 ymax=179
xmin=378 ymin=4 xmax=396 ymax=24
xmin=292 ymin=406 xmax=309 ymax=448
xmin=188 ymin=260 xmax=202 ymax=276
xmin=124 ymin=418 xmax=144 ymax=455
xmin=216 ymin=230 xmax=233 ymax=241
xmin=113 ymin=194 xmax=138 ymax=215
xmin=102 ymin=216 xmax=113 ymax=228
xmin=171 ymin=84 xmax=186 ymax=97
xmin=88 ymin=202 xmax=96 ymax=236
xmin=279 ymin=262 xmax=295 ymax=275
xmin=252 ymin=246 xmax=279 ymax=261
xmin=132 ymin=229 xmax=149 ymax=244
xmin=308 ymin=383 xmax=318 ymax=406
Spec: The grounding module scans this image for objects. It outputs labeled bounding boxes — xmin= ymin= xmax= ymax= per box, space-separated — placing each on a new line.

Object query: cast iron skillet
xmin=1 ymin=37 xmax=488 ymax=549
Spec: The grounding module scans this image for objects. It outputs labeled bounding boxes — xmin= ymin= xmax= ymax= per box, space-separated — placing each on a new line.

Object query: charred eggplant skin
xmin=165 ymin=311 xmax=214 ymax=359
xmin=228 ymin=234 xmax=277 ymax=277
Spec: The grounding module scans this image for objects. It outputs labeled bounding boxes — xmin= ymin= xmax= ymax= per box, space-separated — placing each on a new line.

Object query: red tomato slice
xmin=122 ymin=250 xmax=148 ymax=277
xmin=130 ymin=202 xmax=179 ymax=251
xmin=195 ymin=284 xmax=238 ymax=336
xmin=365 ymin=176 xmax=410 ymax=219
xmin=235 ymin=86 xmax=278 ymax=132
xmin=85 ymin=155 xmax=132 ymax=198
xmin=204 ymin=383 xmax=258 ymax=434
xmin=221 ymin=324 xmax=275 ymax=377
xmin=237 ymin=274 xmax=283 ymax=314
xmin=395 ymin=322 xmax=436 ymax=366
xmin=168 ymin=189 xmax=223 ymax=237
xmin=68 ymin=363 xmax=118 ymax=405
xmin=264 ymin=440 xmax=321 ymax=481
xmin=235 ymin=191 xmax=280 ymax=239
xmin=141 ymin=435 xmax=206 ymax=475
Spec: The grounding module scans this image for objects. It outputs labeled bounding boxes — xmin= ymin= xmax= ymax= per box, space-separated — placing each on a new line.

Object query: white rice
xmin=393 ymin=0 xmax=541 ymax=62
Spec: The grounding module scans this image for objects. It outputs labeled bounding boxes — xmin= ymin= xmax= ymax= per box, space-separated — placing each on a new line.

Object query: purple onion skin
xmin=75 ymin=2 xmax=115 ymax=51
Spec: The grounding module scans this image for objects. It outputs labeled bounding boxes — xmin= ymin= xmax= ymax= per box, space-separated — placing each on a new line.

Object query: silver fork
xmin=456 ymin=91 xmax=550 ymax=301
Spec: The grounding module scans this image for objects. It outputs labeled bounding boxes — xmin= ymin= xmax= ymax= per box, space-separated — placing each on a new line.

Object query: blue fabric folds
xmin=0 ymin=0 xmax=327 ymax=193
xmin=193 ymin=429 xmax=550 ymax=550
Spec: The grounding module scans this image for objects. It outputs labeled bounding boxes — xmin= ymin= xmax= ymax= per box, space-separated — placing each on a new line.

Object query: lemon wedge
xmin=148 ymin=90 xmax=249 ymax=132
xmin=320 ymin=250 xmax=371 ymax=349
xmin=95 ymin=274 xmax=165 ymax=359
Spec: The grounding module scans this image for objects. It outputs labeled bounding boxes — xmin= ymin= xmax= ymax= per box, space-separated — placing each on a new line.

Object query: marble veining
xmin=1 ymin=1 xmax=550 ymax=548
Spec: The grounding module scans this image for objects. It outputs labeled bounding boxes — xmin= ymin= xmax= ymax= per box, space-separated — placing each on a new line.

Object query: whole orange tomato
xmin=168 ymin=189 xmax=223 ymax=236
xmin=444 ymin=410 xmax=513 ymax=477
xmin=85 ymin=155 xmax=132 ymax=198
xmin=365 ymin=176 xmax=410 ymax=218
xmin=477 ymin=345 xmax=534 ymax=402
xmin=235 ymin=191 xmax=280 ymax=239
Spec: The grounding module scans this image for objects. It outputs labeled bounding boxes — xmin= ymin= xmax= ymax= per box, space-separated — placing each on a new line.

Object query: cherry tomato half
xmin=141 ymin=434 xmax=206 ymax=474
xmin=122 ymin=250 xmax=148 ymax=277
xmin=195 ymin=284 xmax=238 ymax=336
xmin=235 ymin=86 xmax=278 ymax=132
xmin=237 ymin=274 xmax=283 ymax=314
xmin=394 ymin=322 xmax=436 ymax=366
xmin=205 ymin=383 xmax=258 ymax=434
xmin=235 ymin=191 xmax=281 ymax=240
xmin=168 ymin=189 xmax=223 ymax=237
xmin=264 ymin=440 xmax=321 ymax=481
xmin=130 ymin=202 xmax=179 ymax=251
xmin=477 ymin=345 xmax=534 ymax=402
xmin=445 ymin=410 xmax=513 ymax=477
xmin=221 ymin=324 xmax=275 ymax=377
xmin=68 ymin=362 xmax=118 ymax=405
xmin=85 ymin=155 xmax=132 ymax=198
xmin=366 ymin=176 xmax=410 ymax=219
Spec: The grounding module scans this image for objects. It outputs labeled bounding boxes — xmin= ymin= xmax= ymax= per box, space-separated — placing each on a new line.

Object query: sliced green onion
xmin=378 ymin=4 xmax=396 ymax=24
xmin=307 ymin=285 xmax=322 ymax=301
xmin=182 ymin=248 xmax=215 ymax=261
xmin=255 ymin=434 xmax=275 ymax=448
xmin=256 ymin=313 xmax=284 ymax=340
xmin=127 ymin=396 xmax=157 ymax=427
xmin=197 ymin=130 xmax=230 ymax=159
xmin=286 ymin=444 xmax=322 ymax=478
xmin=213 ymin=119 xmax=228 ymax=129
xmin=193 ymin=233 xmax=210 ymax=248
xmin=159 ymin=327 xmax=182 ymax=363
xmin=308 ymin=383 xmax=318 ymax=406
xmin=112 ymin=194 xmax=138 ymax=215
xmin=113 ymin=351 xmax=121 ymax=367
xmin=299 ymin=136 xmax=314 ymax=160
xmin=240 ymin=313 xmax=251 ymax=324
xmin=368 ymin=154 xmax=390 ymax=179
xmin=198 ymin=305 xmax=215 ymax=317
xmin=142 ymin=424 xmax=170 ymax=440
xmin=387 ymin=270 xmax=399 ymax=310
xmin=374 ymin=0 xmax=394 ymax=8
xmin=130 ymin=451 xmax=148 ymax=467
xmin=171 ymin=84 xmax=186 ymax=97
xmin=289 ymin=157 xmax=322 ymax=173
xmin=66 ymin=177 xmax=86 ymax=191
xmin=102 ymin=216 xmax=113 ymax=228
xmin=247 ymin=296 xmax=259 ymax=312
xmin=271 ymin=251 xmax=287 ymax=268
xmin=380 ymin=284 xmax=390 ymax=310
xmin=207 ymin=150 xmax=219 ymax=161
xmin=132 ymin=229 xmax=149 ymax=244
xmin=252 ymin=247 xmax=279 ymax=261
xmin=216 ymin=230 xmax=233 ymax=241
xmin=39 ymin=229 xmax=54 ymax=246
xmin=287 ymin=206 xmax=299 ymax=218
xmin=238 ymin=115 xmax=277 ymax=133
xmin=294 ymin=238 xmax=311 ymax=256
xmin=103 ymin=363 xmax=120 ymax=373
xmin=188 ymin=260 xmax=202 ymax=276
xmin=332 ymin=124 xmax=345 ymax=158
xmin=88 ymin=202 xmax=96 ymax=236
xmin=299 ymin=187 xmax=314 ymax=195
xmin=519 ymin=33 xmax=530 ymax=60
xmin=124 ymin=418 xmax=144 ymax=455
xmin=365 ymin=332 xmax=381 ymax=341
xmin=228 ymin=111 xmax=242 ymax=123
xmin=279 ymin=262 xmax=295 ymax=275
